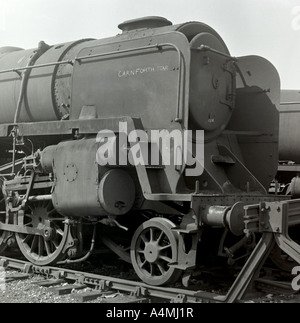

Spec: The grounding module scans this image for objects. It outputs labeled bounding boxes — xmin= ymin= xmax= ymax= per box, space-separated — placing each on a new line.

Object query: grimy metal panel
xmin=0 ymin=48 xmax=35 ymax=123
xmin=226 ymin=55 xmax=280 ymax=190
xmin=26 ymin=39 xmax=93 ymax=121
xmin=0 ymin=40 xmax=93 ymax=123
xmin=51 ymin=138 xmax=103 ymax=217
xmin=70 ymin=32 xmax=190 ymax=130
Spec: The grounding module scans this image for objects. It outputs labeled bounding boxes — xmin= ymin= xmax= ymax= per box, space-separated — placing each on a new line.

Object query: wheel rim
xmin=0 ymin=196 xmax=9 ymax=253
xmin=0 ymin=179 xmax=11 ymax=253
xmin=131 ymin=218 xmax=180 ymax=286
xmin=15 ymin=202 xmax=69 ymax=265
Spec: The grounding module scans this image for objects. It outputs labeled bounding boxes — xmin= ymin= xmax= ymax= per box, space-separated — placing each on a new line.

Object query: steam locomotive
xmin=0 ymin=16 xmax=299 ymax=294
xmin=276 ymin=90 xmax=300 ymax=194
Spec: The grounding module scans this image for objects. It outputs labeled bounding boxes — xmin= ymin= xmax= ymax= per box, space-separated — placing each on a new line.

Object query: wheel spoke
xmin=0 ymin=183 xmax=13 ymax=253
xmin=22 ymin=234 xmax=32 ymax=243
xmin=140 ymin=233 xmax=148 ymax=244
xmin=52 ymin=239 xmax=59 ymax=249
xmin=27 ymin=205 xmax=34 ymax=212
xmin=24 ymin=221 xmax=33 ymax=227
xmin=56 ymin=228 xmax=64 ymax=236
xmin=44 ymin=240 xmax=51 ymax=255
xmin=47 ymin=208 xmax=57 ymax=217
xmin=149 ymin=228 xmax=154 ymax=242
xmin=30 ymin=235 xmax=38 ymax=253
xmin=38 ymin=236 xmax=44 ymax=256
xmin=140 ymin=259 xmax=147 ymax=268
xmin=158 ymin=243 xmax=171 ymax=251
xmin=159 ymin=255 xmax=172 ymax=263
xmin=156 ymin=231 xmax=164 ymax=244
xmin=156 ymin=261 xmax=166 ymax=275
xmin=149 ymin=263 xmax=154 ymax=275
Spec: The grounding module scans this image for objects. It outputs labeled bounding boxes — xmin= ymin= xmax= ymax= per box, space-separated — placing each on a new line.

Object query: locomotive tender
xmin=277 ymin=90 xmax=300 ymax=194
xmin=0 ymin=16 xmax=300 ymax=299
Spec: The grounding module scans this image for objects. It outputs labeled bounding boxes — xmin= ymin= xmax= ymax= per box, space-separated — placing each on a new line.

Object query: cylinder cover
xmin=98 ymin=169 xmax=136 ymax=216
xmin=43 ymin=139 xmax=136 ymax=217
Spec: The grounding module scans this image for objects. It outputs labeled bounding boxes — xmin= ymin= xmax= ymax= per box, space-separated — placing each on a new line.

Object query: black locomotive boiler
xmin=0 ymin=16 xmax=299 ymax=298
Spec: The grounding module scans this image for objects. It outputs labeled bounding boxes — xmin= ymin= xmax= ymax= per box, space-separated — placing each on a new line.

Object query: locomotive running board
xmin=215 ymin=198 xmax=300 ymax=303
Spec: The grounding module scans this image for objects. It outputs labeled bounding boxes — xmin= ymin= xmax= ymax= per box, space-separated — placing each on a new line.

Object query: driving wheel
xmin=15 ymin=201 xmax=70 ymax=265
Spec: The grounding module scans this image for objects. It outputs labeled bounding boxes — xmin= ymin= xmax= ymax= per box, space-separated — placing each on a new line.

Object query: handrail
xmin=281 ymin=102 xmax=300 ymax=105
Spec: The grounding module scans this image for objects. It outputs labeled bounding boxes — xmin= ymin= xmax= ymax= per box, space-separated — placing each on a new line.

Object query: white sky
xmin=0 ymin=0 xmax=299 ymax=89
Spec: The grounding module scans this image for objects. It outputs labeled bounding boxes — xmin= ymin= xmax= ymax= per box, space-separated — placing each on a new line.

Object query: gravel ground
xmin=0 ymin=251 xmax=147 ymax=303
xmin=0 ymin=276 xmax=79 ymax=303
xmin=0 ymin=269 xmax=138 ymax=303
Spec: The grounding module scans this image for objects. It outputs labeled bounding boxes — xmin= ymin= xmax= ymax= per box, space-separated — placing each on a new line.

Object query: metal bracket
xmin=214 ymin=198 xmax=300 ymax=302
xmin=244 ymin=199 xmax=300 ymax=266
xmin=130 ymin=286 xmax=148 ymax=298
xmin=192 ymin=45 xmax=238 ymax=62
xmin=244 ymin=199 xmax=300 ymax=236
xmin=171 ymin=294 xmax=187 ymax=303
xmin=170 ymin=210 xmax=200 ymax=272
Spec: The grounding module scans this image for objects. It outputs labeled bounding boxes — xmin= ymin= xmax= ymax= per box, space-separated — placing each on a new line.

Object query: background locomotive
xmin=0 ymin=16 xmax=298 ymax=289
xmin=275 ymin=90 xmax=300 ymax=195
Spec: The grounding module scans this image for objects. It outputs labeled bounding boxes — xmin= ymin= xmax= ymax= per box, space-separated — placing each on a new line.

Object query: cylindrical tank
xmin=279 ymin=90 xmax=300 ymax=162
xmin=0 ymin=39 xmax=93 ymax=123
xmin=0 ymin=47 xmax=23 ymax=55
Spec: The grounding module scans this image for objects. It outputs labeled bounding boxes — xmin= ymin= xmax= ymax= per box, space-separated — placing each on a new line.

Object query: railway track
xmin=0 ymin=256 xmax=222 ymax=303
xmin=0 ymin=255 xmax=299 ymax=304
